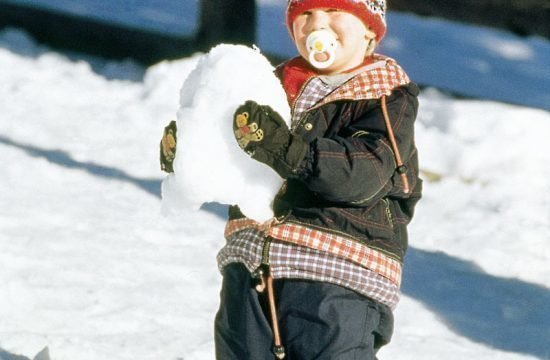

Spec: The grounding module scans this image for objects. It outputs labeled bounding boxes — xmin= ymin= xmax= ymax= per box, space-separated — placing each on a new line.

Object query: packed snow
xmin=1 ymin=8 xmax=549 ymax=360
xmin=162 ymin=44 xmax=290 ymax=221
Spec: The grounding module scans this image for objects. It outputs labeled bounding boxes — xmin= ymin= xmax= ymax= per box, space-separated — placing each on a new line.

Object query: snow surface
xmin=162 ymin=44 xmax=290 ymax=221
xmin=1 ymin=10 xmax=549 ymax=360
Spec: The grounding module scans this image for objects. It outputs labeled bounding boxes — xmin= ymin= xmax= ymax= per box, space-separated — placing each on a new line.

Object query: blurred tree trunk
xmin=196 ymin=0 xmax=256 ymax=51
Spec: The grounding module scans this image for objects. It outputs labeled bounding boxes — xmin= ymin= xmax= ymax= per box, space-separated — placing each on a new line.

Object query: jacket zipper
xmin=261 ymin=237 xmax=272 ymax=265
xmin=293 ymin=112 xmax=312 ymax=133
xmin=252 ymin=237 xmax=272 ymax=291
xmin=382 ymin=198 xmax=394 ymax=229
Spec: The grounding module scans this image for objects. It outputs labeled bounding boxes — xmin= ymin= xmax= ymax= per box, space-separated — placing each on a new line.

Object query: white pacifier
xmin=306 ymin=30 xmax=338 ymax=69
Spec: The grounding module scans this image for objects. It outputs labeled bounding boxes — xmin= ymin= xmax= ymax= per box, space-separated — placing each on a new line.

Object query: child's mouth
xmin=313 ymin=52 xmax=331 ymax=62
xmin=306 ymin=30 xmax=338 ymax=69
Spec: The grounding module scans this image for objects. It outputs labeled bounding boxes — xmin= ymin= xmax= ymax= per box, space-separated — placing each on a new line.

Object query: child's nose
xmin=306 ymin=10 xmax=331 ymax=32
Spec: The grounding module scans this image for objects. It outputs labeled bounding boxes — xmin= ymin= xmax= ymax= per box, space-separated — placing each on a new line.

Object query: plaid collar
xmin=277 ymin=54 xmax=410 ymax=110
xmin=291 ymin=77 xmax=337 ymax=128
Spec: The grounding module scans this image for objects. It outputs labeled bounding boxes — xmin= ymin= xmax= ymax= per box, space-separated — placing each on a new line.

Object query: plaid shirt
xmin=291 ymin=77 xmax=337 ymax=129
xmin=217 ymin=227 xmax=400 ymax=309
xmin=217 ymin=56 xmax=410 ymax=310
xmin=317 ymin=55 xmax=409 ymax=105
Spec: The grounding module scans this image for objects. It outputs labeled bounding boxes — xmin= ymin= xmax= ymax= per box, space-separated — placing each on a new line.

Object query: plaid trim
xmin=224 ymin=219 xmax=402 ymax=286
xmin=224 ymin=218 xmax=260 ymax=238
xmin=286 ymin=55 xmax=410 ymax=125
xmin=268 ymin=222 xmax=402 ymax=286
xmin=218 ymin=228 xmax=400 ymax=310
xmin=315 ymin=54 xmax=410 ymax=107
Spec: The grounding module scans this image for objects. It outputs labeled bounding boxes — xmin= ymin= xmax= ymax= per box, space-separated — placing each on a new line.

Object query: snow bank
xmin=161 ymin=44 xmax=291 ymax=221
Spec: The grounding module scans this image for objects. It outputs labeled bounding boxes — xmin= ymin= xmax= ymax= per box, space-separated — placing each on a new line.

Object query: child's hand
xmin=233 ymin=101 xmax=308 ymax=178
xmin=160 ymin=120 xmax=177 ymax=173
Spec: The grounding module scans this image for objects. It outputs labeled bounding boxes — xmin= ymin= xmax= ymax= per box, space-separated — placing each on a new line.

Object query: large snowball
xmin=161 ymin=44 xmax=291 ymax=221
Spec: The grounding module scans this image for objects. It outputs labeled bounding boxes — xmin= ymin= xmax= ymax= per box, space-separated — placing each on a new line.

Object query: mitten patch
xmin=234 ymin=111 xmax=264 ymax=149
xmin=160 ymin=120 xmax=178 ymax=173
xmin=161 ymin=130 xmax=177 ymax=160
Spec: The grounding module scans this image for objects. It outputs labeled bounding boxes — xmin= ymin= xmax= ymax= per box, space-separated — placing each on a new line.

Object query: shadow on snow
xmin=402 ymin=248 xmax=550 ymax=359
xmin=0 ymin=134 xmax=229 ymax=218
xmin=0 ymin=134 xmax=161 ymax=198
xmin=0 ymin=347 xmax=49 ymax=360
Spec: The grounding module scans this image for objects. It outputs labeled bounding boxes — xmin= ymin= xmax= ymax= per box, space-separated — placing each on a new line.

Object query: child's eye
xmin=302 ymin=11 xmax=312 ymax=15
xmin=326 ymin=8 xmax=340 ymax=12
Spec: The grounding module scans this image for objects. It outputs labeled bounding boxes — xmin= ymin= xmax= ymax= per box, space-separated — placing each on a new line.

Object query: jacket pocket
xmin=336 ymin=200 xmax=395 ymax=242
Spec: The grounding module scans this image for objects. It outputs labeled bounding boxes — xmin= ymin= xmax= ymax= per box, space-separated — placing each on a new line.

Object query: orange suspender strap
xmin=254 ymin=266 xmax=286 ymax=359
xmin=381 ymin=95 xmax=410 ymax=194
xmin=267 ymin=274 xmax=285 ymax=359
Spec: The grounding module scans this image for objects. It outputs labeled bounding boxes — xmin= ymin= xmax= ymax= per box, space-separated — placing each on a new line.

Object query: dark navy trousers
xmin=215 ymin=263 xmax=394 ymax=360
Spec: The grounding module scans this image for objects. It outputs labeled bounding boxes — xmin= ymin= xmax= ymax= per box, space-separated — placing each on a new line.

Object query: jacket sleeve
xmin=295 ymin=84 xmax=420 ymax=205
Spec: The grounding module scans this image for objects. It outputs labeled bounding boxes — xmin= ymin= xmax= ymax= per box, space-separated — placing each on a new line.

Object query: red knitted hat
xmin=286 ymin=0 xmax=387 ymax=41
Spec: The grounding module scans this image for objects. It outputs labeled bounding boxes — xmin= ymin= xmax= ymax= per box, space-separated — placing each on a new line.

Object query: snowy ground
xmin=0 ymin=6 xmax=549 ymax=360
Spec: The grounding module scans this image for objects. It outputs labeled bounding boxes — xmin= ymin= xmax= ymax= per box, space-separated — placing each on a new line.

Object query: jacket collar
xmin=276 ymin=54 xmax=410 ymax=109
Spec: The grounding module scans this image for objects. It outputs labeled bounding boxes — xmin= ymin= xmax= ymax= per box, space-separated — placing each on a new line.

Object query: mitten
xmin=160 ymin=120 xmax=177 ymax=173
xmin=233 ymin=101 xmax=308 ymax=178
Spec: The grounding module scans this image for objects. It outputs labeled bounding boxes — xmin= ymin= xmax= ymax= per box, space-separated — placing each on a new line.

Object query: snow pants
xmin=215 ymin=263 xmax=394 ymax=360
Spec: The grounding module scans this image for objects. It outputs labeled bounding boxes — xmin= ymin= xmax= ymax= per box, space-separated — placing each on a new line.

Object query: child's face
xmin=292 ymin=8 xmax=376 ymax=74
